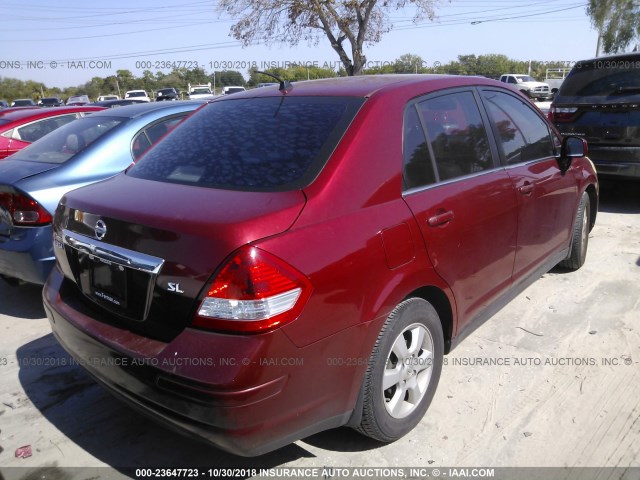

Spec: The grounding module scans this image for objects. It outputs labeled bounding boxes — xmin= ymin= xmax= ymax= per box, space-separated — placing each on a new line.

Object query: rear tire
xmin=355 ymin=298 xmax=444 ymax=442
xmin=559 ymin=192 xmax=590 ymax=270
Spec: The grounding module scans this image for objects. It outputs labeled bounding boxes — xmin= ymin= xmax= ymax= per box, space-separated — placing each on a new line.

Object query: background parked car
xmin=11 ymin=99 xmax=37 ymax=107
xmin=156 ymin=88 xmax=180 ymax=101
xmin=549 ymin=52 xmax=640 ymax=179
xmin=0 ymin=106 xmax=105 ymax=159
xmin=187 ymin=83 xmax=216 ymax=100
xmin=66 ymin=95 xmax=91 ymax=106
xmin=91 ymin=99 xmax=147 ymax=108
xmin=500 ymin=74 xmax=552 ymax=101
xmin=43 ymin=76 xmax=597 ymax=456
xmin=39 ymin=97 xmax=64 ymax=107
xmin=222 ymin=85 xmax=246 ymax=95
xmin=0 ymin=100 xmax=9 ymax=109
xmin=124 ymin=90 xmax=151 ymax=102
xmin=0 ymin=101 xmax=204 ymax=285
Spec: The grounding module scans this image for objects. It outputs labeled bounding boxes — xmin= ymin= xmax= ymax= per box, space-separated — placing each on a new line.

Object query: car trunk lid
xmin=54 ymin=174 xmax=306 ymax=341
xmin=0 ymin=159 xmax=59 ymax=184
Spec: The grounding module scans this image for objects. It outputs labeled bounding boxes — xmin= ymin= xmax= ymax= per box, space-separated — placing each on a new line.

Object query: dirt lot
xmin=0 ymin=179 xmax=638 ymax=479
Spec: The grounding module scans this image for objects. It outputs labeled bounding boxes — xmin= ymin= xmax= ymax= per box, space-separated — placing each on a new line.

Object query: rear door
xmin=402 ymin=88 xmax=518 ymax=330
xmin=479 ymin=88 xmax=577 ymax=281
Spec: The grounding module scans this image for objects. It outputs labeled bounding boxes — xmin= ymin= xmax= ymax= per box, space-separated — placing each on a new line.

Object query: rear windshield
xmin=12 ymin=116 xmax=123 ymax=164
xmin=560 ymin=57 xmax=640 ymax=96
xmin=128 ymin=96 xmax=363 ymax=191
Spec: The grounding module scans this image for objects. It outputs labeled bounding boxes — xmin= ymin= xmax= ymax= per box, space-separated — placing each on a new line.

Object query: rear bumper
xmin=589 ymin=148 xmax=640 ymax=179
xmin=42 ymin=267 xmax=371 ymax=456
xmin=0 ymin=225 xmax=54 ymax=284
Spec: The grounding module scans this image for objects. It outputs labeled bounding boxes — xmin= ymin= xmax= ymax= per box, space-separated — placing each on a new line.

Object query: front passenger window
xmin=482 ymin=91 xmax=554 ymax=165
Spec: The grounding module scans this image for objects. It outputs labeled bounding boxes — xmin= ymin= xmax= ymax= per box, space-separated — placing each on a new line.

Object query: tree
xmin=217 ymin=0 xmax=441 ymax=76
xmin=587 ymin=0 xmax=640 ymax=55
xmin=214 ymin=70 xmax=246 ymax=89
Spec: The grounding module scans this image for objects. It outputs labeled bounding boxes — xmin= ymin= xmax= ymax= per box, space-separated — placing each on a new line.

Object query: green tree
xmin=217 ymin=0 xmax=442 ymax=76
xmin=213 ymin=70 xmax=246 ymax=90
xmin=587 ymin=0 xmax=640 ymax=54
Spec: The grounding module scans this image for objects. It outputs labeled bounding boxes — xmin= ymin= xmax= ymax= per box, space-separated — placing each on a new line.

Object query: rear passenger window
xmin=15 ymin=114 xmax=77 ymax=143
xmin=482 ymin=90 xmax=554 ymax=165
xmin=132 ymin=115 xmax=187 ymax=161
xmin=416 ymin=92 xmax=493 ymax=181
xmin=402 ymin=106 xmax=435 ymax=190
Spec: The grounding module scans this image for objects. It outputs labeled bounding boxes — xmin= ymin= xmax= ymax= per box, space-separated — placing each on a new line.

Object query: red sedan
xmin=44 ymin=75 xmax=598 ymax=456
xmin=0 ymin=106 xmax=105 ymax=159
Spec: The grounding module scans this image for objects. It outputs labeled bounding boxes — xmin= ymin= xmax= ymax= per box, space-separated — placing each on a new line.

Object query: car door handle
xmin=427 ymin=210 xmax=454 ymax=227
xmin=519 ymin=183 xmax=534 ymax=195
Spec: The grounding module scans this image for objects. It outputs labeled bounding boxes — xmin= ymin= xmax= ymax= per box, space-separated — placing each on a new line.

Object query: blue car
xmin=0 ymin=101 xmax=205 ymax=285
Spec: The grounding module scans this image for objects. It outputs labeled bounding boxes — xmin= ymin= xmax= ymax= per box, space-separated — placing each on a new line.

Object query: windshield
xmin=191 ymin=88 xmax=211 ymax=94
xmin=129 ymin=96 xmax=363 ymax=191
xmin=127 ymin=91 xmax=146 ymax=98
xmin=560 ymin=59 xmax=640 ymax=96
xmin=516 ymin=76 xmax=535 ymax=83
xmin=11 ymin=116 xmax=124 ymax=164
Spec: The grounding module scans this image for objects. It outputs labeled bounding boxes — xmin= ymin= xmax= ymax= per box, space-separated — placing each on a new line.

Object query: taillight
xmin=0 ymin=190 xmax=52 ymax=226
xmin=193 ymin=246 xmax=312 ymax=333
xmin=548 ymin=107 xmax=578 ymax=123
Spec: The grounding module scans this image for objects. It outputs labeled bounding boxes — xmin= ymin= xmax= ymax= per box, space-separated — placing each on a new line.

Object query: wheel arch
xmin=585 ymin=183 xmax=598 ymax=231
xmin=404 ymin=286 xmax=454 ymax=354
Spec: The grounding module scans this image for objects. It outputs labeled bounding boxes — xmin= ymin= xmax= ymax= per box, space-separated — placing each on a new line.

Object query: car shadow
xmin=0 ymin=280 xmax=45 ymax=319
xmin=598 ymin=179 xmax=640 ymax=214
xmin=16 ymin=334 xmax=379 ymax=474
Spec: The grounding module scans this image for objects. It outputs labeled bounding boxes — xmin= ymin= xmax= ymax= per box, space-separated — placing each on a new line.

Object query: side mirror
xmin=557 ymin=136 xmax=588 ymax=174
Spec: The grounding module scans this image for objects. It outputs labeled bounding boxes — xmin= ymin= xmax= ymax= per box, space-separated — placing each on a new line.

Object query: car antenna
xmin=255 ymin=71 xmax=293 ymax=93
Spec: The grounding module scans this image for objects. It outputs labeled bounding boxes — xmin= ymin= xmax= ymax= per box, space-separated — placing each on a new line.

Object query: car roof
xmin=0 ymin=106 xmax=41 ymax=116
xmin=217 ymin=74 xmax=506 ymax=99
xmin=0 ymin=106 xmax=105 ymax=124
xmin=573 ymin=52 xmax=640 ymax=64
xmin=87 ymin=100 xmax=206 ymax=118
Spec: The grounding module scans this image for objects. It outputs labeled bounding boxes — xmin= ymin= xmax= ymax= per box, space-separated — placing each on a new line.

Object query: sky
xmin=0 ymin=0 xmax=607 ymax=90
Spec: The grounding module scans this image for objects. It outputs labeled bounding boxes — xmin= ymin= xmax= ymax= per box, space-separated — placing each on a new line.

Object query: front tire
xmin=355 ymin=298 xmax=444 ymax=442
xmin=559 ymin=192 xmax=590 ymax=270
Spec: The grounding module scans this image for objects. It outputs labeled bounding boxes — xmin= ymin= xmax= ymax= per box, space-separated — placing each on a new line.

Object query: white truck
xmin=187 ymin=83 xmax=216 ymax=100
xmin=499 ymin=74 xmax=552 ymax=101
xmin=222 ymin=86 xmax=246 ymax=95
xmin=544 ymin=68 xmax=572 ymax=96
